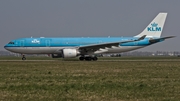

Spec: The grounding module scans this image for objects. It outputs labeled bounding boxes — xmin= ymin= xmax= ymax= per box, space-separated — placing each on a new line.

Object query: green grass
xmin=0 ymin=57 xmax=180 ymax=100
xmin=0 ymin=56 xmax=180 ymax=61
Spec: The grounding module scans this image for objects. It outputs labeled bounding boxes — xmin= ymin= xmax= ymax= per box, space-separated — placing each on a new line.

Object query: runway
xmin=0 ymin=59 xmax=180 ymax=62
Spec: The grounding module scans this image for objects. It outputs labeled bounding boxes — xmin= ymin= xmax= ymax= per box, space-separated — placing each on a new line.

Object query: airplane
xmin=4 ymin=13 xmax=175 ymax=61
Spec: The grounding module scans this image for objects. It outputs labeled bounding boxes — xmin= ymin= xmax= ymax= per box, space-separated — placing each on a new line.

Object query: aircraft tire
xmin=92 ymin=57 xmax=98 ymax=61
xmin=79 ymin=57 xmax=84 ymax=61
xmin=85 ymin=57 xmax=92 ymax=61
xmin=22 ymin=57 xmax=26 ymax=60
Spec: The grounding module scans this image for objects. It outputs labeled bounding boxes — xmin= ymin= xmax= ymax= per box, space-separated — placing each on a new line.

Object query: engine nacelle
xmin=62 ymin=49 xmax=79 ymax=58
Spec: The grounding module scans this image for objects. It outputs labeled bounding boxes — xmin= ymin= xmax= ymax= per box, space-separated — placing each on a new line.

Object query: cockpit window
xmin=8 ymin=42 xmax=14 ymax=44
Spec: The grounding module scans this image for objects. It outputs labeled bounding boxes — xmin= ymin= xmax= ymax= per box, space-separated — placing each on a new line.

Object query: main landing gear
xmin=79 ymin=56 xmax=98 ymax=61
xmin=22 ymin=54 xmax=26 ymax=60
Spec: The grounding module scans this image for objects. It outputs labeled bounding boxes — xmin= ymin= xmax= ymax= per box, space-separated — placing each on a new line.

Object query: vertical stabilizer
xmin=135 ymin=13 xmax=167 ymax=38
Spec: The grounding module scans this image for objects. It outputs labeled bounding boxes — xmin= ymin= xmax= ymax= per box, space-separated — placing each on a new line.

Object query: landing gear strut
xmin=22 ymin=55 xmax=26 ymax=60
xmin=79 ymin=56 xmax=98 ymax=61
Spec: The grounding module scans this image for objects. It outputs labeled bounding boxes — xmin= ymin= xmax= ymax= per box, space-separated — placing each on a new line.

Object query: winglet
xmin=136 ymin=35 xmax=146 ymax=41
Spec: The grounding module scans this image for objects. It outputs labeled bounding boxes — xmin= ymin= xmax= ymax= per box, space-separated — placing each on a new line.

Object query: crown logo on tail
xmin=147 ymin=22 xmax=161 ymax=31
xmin=151 ymin=22 xmax=158 ymax=27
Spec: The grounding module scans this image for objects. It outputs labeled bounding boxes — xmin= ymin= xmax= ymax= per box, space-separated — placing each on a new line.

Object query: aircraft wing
xmin=78 ymin=40 xmax=134 ymax=50
xmin=78 ymin=35 xmax=146 ymax=52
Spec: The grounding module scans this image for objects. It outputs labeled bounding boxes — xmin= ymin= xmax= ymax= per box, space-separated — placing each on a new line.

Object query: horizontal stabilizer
xmin=159 ymin=36 xmax=176 ymax=40
xmin=149 ymin=36 xmax=175 ymax=43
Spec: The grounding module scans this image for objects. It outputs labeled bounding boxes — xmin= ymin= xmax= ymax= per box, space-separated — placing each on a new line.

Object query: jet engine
xmin=62 ymin=49 xmax=79 ymax=58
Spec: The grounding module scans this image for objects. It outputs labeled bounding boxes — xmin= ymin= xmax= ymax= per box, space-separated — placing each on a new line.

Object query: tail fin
xmin=135 ymin=13 xmax=167 ymax=38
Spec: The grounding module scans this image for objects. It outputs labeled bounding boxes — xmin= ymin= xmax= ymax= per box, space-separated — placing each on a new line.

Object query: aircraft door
xmin=46 ymin=40 xmax=50 ymax=47
xmin=20 ymin=40 xmax=24 ymax=47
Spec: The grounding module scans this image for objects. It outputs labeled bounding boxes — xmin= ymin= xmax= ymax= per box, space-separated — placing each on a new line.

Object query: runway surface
xmin=0 ymin=59 xmax=180 ymax=62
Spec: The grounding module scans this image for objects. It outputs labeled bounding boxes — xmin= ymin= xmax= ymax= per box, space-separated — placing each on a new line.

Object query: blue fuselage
xmin=5 ymin=37 xmax=151 ymax=47
xmin=4 ymin=37 xmax=158 ymax=54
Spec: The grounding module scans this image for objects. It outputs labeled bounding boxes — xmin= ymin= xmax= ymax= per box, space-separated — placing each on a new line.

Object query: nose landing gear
xmin=22 ymin=54 xmax=26 ymax=60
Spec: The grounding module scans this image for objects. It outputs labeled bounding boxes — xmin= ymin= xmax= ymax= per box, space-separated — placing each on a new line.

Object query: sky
xmin=0 ymin=0 xmax=179 ymax=51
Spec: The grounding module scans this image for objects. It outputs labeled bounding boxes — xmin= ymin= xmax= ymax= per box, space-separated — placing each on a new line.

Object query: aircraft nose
xmin=4 ymin=44 xmax=10 ymax=51
xmin=4 ymin=45 xmax=8 ymax=50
